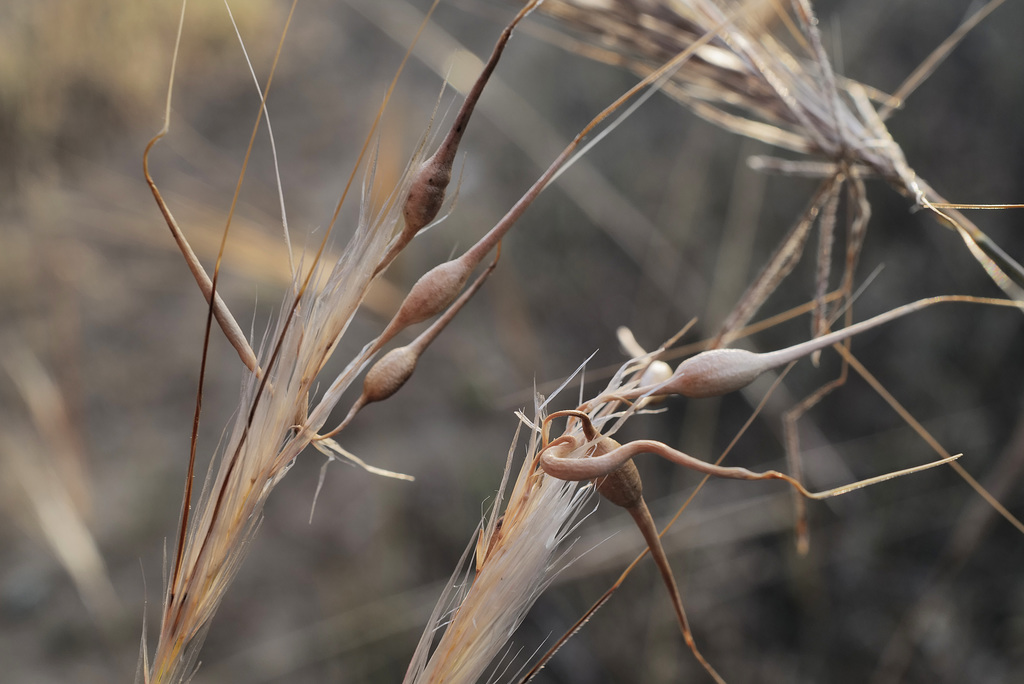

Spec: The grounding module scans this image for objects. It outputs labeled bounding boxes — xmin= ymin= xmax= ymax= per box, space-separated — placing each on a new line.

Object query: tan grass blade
xmin=1 ymin=343 xmax=120 ymax=627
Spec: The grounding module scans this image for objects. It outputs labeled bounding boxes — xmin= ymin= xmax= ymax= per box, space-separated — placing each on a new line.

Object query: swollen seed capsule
xmin=363 ymin=346 xmax=419 ymax=403
xmin=403 ymin=154 xmax=453 ymax=236
xmin=392 ymin=257 xmax=472 ymax=331
xmin=596 ymin=458 xmax=644 ymax=510
xmin=584 ymin=431 xmax=643 ymax=510
xmin=665 ymin=348 xmax=768 ymax=399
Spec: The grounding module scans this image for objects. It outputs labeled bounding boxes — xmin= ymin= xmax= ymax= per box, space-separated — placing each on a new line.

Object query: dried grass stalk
xmin=145 ymin=114 xmax=434 ymax=684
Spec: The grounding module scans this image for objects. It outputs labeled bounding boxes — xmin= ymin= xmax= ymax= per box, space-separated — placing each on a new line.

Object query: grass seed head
xmin=405 ymin=402 xmax=591 ymax=684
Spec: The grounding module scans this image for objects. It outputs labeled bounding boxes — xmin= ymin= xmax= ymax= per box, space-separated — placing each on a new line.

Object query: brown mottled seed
xmin=400 ymin=0 xmax=543 ymax=233
xmin=540 ymin=413 xmax=644 ymax=511
xmin=402 ymin=155 xmax=453 ymax=234
xmin=363 ymin=345 xmax=419 ymax=403
xmin=383 ymin=0 xmax=543 ymax=275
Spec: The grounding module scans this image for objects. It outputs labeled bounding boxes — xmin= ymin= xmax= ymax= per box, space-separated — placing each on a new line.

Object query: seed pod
xmin=659 ymin=296 xmax=969 ymax=399
xmin=403 ymin=152 xmax=453 ymax=236
xmin=385 ymin=257 xmax=472 ymax=342
xmin=595 ymin=458 xmax=644 ymax=510
xmin=389 ymin=0 xmax=540 ymax=267
xmin=663 ymin=348 xmax=768 ymax=399
xmin=363 ymin=345 xmax=419 ymax=404
xmin=322 ymin=345 xmax=421 ymax=437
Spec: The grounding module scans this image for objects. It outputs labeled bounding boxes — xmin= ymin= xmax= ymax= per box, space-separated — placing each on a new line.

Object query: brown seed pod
xmin=362 ymin=345 xmax=419 ymax=404
xmin=403 ymin=152 xmax=453 ymax=235
xmin=386 ymin=256 xmax=472 ymax=337
xmin=594 ymin=458 xmax=643 ymax=510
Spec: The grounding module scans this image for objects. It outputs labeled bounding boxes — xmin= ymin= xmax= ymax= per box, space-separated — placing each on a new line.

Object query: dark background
xmin=1 ymin=1 xmax=1022 ymax=682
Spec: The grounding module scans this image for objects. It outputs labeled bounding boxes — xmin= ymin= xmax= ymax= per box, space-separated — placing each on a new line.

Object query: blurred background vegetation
xmin=1 ymin=1 xmax=1022 ymax=682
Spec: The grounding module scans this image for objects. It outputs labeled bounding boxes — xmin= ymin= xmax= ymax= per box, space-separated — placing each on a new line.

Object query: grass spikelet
xmin=145 ymin=29 xmax=449 ymax=684
xmin=146 ymin=147 xmax=426 ymax=683
xmin=404 ymin=399 xmax=592 ymax=684
xmin=406 ymin=344 xmax=695 ymax=682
